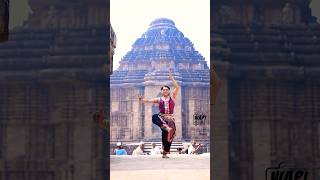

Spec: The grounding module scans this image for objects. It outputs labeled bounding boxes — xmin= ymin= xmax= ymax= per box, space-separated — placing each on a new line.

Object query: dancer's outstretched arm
xmin=169 ymin=72 xmax=180 ymax=100
xmin=138 ymin=95 xmax=159 ymax=104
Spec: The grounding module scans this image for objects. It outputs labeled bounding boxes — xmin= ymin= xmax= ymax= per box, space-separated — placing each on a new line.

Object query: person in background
xmin=150 ymin=142 xmax=161 ymax=155
xmin=132 ymin=141 xmax=145 ymax=155
xmin=114 ymin=142 xmax=127 ymax=155
xmin=178 ymin=142 xmax=189 ymax=154
xmin=181 ymin=141 xmax=190 ymax=154
xmin=188 ymin=140 xmax=204 ymax=155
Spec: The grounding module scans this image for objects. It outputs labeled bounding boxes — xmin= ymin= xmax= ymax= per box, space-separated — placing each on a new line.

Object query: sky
xmin=110 ymin=0 xmax=210 ymax=70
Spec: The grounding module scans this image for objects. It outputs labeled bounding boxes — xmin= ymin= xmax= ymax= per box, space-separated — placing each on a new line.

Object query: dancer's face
xmin=161 ymin=87 xmax=170 ymax=97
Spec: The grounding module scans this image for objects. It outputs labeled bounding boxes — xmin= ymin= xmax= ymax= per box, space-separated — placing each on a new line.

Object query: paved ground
xmin=110 ymin=153 xmax=210 ymax=180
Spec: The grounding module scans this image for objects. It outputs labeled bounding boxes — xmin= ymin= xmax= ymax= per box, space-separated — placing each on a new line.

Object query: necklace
xmin=162 ymin=96 xmax=170 ymax=114
xmin=162 ymin=96 xmax=170 ymax=101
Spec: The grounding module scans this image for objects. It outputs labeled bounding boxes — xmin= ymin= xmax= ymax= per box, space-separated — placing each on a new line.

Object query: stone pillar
xmin=188 ymin=99 xmax=195 ymax=138
xmin=173 ymin=89 xmax=182 ymax=139
xmin=131 ymin=88 xmax=142 ymax=140
xmin=247 ymin=81 xmax=271 ymax=180
xmin=212 ymin=61 xmax=229 ymax=180
xmin=212 ymin=77 xmax=229 ymax=180
xmin=252 ymin=120 xmax=271 ymax=180
xmin=74 ymin=124 xmax=93 ymax=180
xmin=144 ymin=85 xmax=160 ymax=139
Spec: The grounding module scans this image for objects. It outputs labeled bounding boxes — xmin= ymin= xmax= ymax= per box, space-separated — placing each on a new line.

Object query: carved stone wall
xmin=211 ymin=0 xmax=315 ymax=27
xmin=25 ymin=0 xmax=108 ymax=29
xmin=0 ymin=13 xmax=108 ymax=180
xmin=212 ymin=17 xmax=320 ymax=180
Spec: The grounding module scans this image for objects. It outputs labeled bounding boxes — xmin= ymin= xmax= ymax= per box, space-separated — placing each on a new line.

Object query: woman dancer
xmin=139 ymin=73 xmax=179 ymax=158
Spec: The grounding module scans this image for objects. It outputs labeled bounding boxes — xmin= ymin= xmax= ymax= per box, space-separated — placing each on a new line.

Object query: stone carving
xmin=219 ymin=5 xmax=235 ymax=24
xmin=46 ymin=5 xmax=58 ymax=27
xmin=212 ymin=15 xmax=320 ymax=180
xmin=282 ymin=3 xmax=294 ymax=24
xmin=252 ymin=0 xmax=264 ymax=25
xmin=0 ymin=1 xmax=109 ymax=179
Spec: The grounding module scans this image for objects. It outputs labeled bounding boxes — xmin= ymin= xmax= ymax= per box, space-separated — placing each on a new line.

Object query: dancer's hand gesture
xmin=169 ymin=70 xmax=179 ymax=100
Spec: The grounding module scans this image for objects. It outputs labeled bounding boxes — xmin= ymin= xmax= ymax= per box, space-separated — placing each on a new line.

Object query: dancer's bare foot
xmin=162 ymin=154 xmax=169 ymax=158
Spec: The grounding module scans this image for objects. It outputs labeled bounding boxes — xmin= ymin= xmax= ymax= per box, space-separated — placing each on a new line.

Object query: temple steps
xmin=57 ymin=28 xmax=106 ymax=38
xmin=143 ymin=141 xmax=184 ymax=154
xmin=0 ymin=27 xmax=108 ymax=70
xmin=111 ymin=140 xmax=209 ymax=154
xmin=228 ymin=43 xmax=285 ymax=52
xmin=0 ymin=57 xmax=46 ymax=70
xmin=0 ymin=40 xmax=53 ymax=49
xmin=296 ymin=55 xmax=320 ymax=65
xmin=212 ymin=25 xmax=320 ymax=66
xmin=49 ymin=46 xmax=106 ymax=55
xmin=9 ymin=32 xmax=54 ymax=41
xmin=113 ymin=141 xmax=185 ymax=154
xmin=291 ymin=45 xmax=320 ymax=53
xmin=44 ymin=55 xmax=106 ymax=67
xmin=51 ymin=28 xmax=107 ymax=56
xmin=0 ymin=49 xmax=49 ymax=58
xmin=55 ymin=38 xmax=106 ymax=46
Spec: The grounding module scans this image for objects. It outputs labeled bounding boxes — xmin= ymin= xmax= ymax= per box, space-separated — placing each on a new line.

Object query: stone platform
xmin=110 ymin=154 xmax=210 ymax=180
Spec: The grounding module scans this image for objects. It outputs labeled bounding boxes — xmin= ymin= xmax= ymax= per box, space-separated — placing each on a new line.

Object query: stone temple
xmin=0 ymin=1 xmax=109 ymax=179
xmin=110 ymin=18 xmax=210 ymax=142
xmin=212 ymin=1 xmax=320 ymax=180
